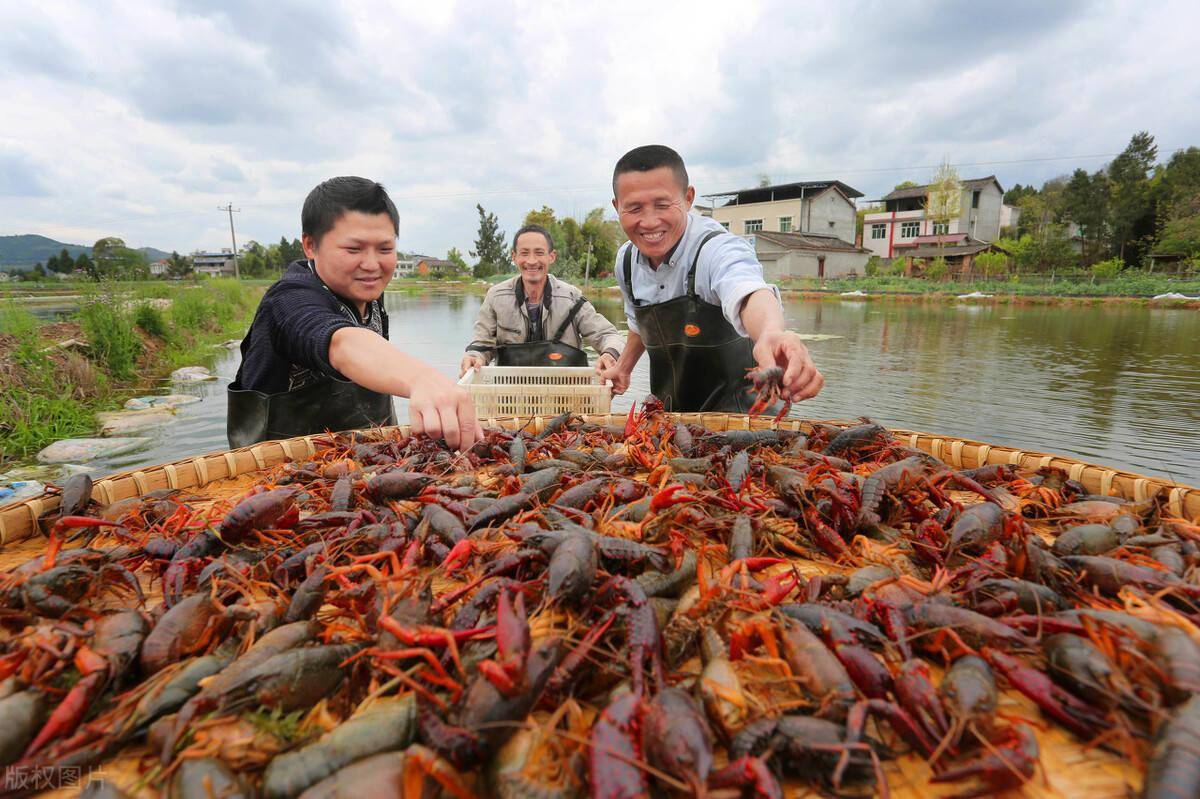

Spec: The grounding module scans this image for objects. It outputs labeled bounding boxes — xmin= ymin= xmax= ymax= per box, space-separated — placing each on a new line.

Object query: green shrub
xmin=925 ymin=257 xmax=948 ymax=281
xmin=0 ymin=302 xmax=40 ymax=337
xmin=864 ymin=257 xmax=881 ymax=277
xmin=0 ymin=390 xmax=96 ymax=458
xmin=79 ymin=300 xmax=141 ymax=380
xmin=888 ymin=257 xmax=908 ymax=276
xmin=975 ymin=251 xmax=1008 ymax=279
xmin=169 ymin=290 xmax=217 ymax=333
xmin=0 ymin=303 xmax=46 ymax=367
xmin=169 ymin=280 xmax=255 ymax=334
xmin=133 ymin=303 xmax=170 ymax=339
xmin=1090 ymin=257 xmax=1123 ymax=281
xmin=132 ymin=283 xmax=172 ymax=300
xmin=208 ymin=278 xmax=247 ymax=308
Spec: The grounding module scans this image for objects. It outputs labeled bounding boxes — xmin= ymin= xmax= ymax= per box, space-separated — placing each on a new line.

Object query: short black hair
xmin=302 ymin=176 xmax=399 ymax=244
xmin=612 ymin=145 xmax=689 ymax=196
xmin=512 ymin=224 xmax=554 ymax=251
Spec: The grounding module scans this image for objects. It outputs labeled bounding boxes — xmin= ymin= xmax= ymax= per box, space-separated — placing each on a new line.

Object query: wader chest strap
xmin=686 ymin=231 xmax=723 ymax=297
xmin=622 ymin=231 xmax=725 ymax=302
xmin=552 ymin=296 xmax=588 ymax=343
xmin=622 ymin=246 xmax=635 ymax=301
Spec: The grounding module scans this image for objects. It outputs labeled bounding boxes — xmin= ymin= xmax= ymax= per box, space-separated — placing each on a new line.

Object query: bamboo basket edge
xmin=1 ymin=414 xmax=1196 ymax=549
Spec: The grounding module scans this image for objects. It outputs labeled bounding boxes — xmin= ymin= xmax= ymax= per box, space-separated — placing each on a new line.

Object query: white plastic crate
xmin=458 ymin=365 xmax=612 ymax=418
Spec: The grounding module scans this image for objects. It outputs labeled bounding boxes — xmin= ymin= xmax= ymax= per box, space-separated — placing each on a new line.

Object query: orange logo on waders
xmin=548 ymin=352 xmax=563 ymax=361
xmin=684 ymin=324 xmax=701 ymax=337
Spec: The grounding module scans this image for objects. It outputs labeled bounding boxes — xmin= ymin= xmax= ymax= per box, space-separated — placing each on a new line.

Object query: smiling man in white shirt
xmin=598 ymin=145 xmax=824 ymax=413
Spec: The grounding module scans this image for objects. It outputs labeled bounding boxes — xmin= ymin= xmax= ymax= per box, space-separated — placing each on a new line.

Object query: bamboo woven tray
xmin=1 ymin=414 xmax=1196 ymax=798
xmin=3 ymin=414 xmax=1196 ymax=547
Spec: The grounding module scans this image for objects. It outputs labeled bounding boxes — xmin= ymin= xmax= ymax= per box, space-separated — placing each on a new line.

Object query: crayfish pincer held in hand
xmin=745 ymin=365 xmax=791 ymax=422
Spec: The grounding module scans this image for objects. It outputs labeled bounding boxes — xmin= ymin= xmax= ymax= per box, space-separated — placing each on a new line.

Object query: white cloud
xmin=0 ymin=0 xmax=1197 ymax=260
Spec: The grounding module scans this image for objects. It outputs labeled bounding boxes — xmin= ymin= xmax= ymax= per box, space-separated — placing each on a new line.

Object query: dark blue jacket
xmin=230 ymin=260 xmax=388 ymax=394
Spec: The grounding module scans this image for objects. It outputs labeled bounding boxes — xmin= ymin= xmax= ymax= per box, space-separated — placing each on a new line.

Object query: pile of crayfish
xmin=1 ymin=392 xmax=1199 ymax=799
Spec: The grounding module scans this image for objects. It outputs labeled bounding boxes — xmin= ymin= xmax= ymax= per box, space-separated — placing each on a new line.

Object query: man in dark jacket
xmin=228 ymin=176 xmax=480 ymax=450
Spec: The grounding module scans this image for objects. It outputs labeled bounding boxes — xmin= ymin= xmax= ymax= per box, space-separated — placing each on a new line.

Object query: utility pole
xmin=218 ymin=203 xmax=241 ymax=279
xmin=584 ymin=239 xmax=593 ymax=291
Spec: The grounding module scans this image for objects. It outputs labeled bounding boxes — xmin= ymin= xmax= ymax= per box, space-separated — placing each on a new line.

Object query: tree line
xmin=469 ymin=202 xmax=626 ymax=280
xmin=21 ymin=237 xmax=308 ymax=281
xmin=1005 ymin=131 xmax=1200 ymax=270
xmin=233 ymin=238 xmax=306 ymax=278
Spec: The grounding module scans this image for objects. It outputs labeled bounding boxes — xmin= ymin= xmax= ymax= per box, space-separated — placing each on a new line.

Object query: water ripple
xmin=71 ymin=293 xmax=1200 ymax=484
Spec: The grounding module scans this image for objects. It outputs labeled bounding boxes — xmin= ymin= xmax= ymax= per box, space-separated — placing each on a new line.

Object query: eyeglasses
xmin=617 ymin=200 xmax=683 ymax=219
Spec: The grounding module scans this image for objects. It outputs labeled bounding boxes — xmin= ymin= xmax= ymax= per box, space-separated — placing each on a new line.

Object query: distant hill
xmin=0 ymin=235 xmax=171 ymax=270
xmin=0 ymin=235 xmax=90 ymax=269
xmin=138 ymin=247 xmax=172 ymax=263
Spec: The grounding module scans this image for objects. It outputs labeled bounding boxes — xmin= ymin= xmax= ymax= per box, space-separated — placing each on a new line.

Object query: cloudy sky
xmin=2 ymin=0 xmax=1197 ymax=260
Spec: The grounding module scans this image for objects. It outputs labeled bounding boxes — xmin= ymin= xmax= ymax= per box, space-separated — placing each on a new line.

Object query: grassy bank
xmin=776 ymin=273 xmax=1200 ymax=301
xmin=0 ymin=280 xmax=261 ymax=464
xmin=579 ymin=275 xmax=1199 ymax=305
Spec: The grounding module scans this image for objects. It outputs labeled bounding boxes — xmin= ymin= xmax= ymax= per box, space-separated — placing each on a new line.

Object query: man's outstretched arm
xmin=598 ymin=330 xmax=645 ymax=395
xmin=740 ymin=288 xmax=824 ymax=402
xmin=329 ymin=327 xmax=481 ymax=450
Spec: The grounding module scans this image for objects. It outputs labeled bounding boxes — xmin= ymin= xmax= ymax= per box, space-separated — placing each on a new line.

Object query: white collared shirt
xmin=616 ymin=213 xmax=781 ymax=337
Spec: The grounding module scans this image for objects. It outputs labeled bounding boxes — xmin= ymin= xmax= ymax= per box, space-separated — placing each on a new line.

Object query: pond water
xmin=24 ymin=290 xmax=1200 ymax=484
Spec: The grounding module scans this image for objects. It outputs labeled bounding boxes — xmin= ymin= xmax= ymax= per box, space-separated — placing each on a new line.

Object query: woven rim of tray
xmin=1 ymin=413 xmax=1196 ymax=548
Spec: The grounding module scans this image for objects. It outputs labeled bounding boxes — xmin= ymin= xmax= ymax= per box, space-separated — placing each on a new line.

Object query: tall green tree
xmin=1107 ymin=131 xmax=1158 ymax=264
xmin=278 ymin=236 xmax=305 ymax=264
xmin=470 ymin=204 xmax=507 ymax=278
xmin=926 ymin=159 xmax=961 ymax=267
xmin=446 ymin=247 xmax=468 ymax=274
xmin=1011 ymin=176 xmax=1067 ymax=238
xmin=522 ymin=206 xmax=566 ymax=255
xmin=46 ymin=248 xmax=74 ymax=274
xmin=1157 ymin=213 xmax=1200 ymax=260
xmin=75 ymin=253 xmax=96 ymax=280
xmin=90 ymin=237 xmax=148 ymax=279
xmin=517 ymin=205 xmax=625 ymax=280
xmin=1004 ymin=183 xmax=1038 ymax=205
xmin=1157 ymin=147 xmax=1200 ymax=215
xmin=238 ymin=241 xmax=269 ymax=278
xmin=579 ymin=207 xmax=625 ymax=277
xmin=166 ymin=251 xmax=192 ymax=278
xmin=1062 ymin=169 xmax=1110 ymax=265
xmin=1154 ymin=147 xmax=1200 ymax=260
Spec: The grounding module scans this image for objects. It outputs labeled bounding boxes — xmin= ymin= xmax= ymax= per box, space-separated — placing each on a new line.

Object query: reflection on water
xmin=24 ymin=302 xmax=78 ymax=322
xmin=63 ymin=289 xmax=1200 ymax=482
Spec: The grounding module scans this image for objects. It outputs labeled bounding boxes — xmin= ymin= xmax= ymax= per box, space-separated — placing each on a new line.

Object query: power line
xmin=10 ymin=145 xmax=1191 ymax=236
xmin=252 ymin=146 xmax=1194 ymax=204
xmin=731 ymin=146 xmax=1193 ymax=187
